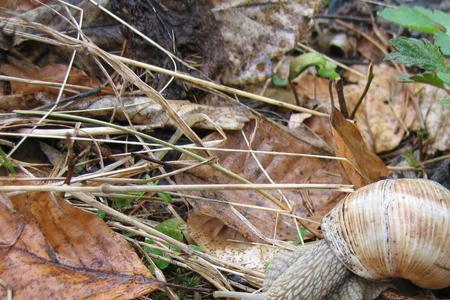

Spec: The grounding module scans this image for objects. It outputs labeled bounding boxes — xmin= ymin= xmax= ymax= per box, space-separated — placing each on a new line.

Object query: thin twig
xmin=350 ymin=63 xmax=374 ymax=119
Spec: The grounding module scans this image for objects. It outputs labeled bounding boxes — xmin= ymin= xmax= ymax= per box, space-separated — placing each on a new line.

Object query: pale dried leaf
xmin=187 ymin=212 xmax=276 ymax=272
xmin=212 ymin=1 xmax=317 ymax=85
xmin=344 ymin=64 xmax=416 ymax=153
xmin=70 ymin=96 xmax=250 ymax=130
xmin=416 ymin=84 xmax=450 ymax=152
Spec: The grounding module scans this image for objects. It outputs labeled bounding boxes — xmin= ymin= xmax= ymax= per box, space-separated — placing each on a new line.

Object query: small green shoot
xmin=157 ymin=192 xmax=173 ymax=203
xmin=144 ymin=218 xmax=185 ymax=271
xmin=0 ymin=147 xmax=15 ymax=174
xmin=96 ymin=209 xmax=106 ymax=219
xmin=155 ymin=218 xmax=185 ymax=242
xmin=289 ymin=52 xmax=340 ymax=81
xmin=271 ymin=75 xmax=289 ymax=87
xmin=264 ymin=260 xmax=271 ymax=271
xmin=111 ymin=191 xmax=145 ymax=210
xmin=442 ymin=99 xmax=450 ymax=106
xmin=292 ymin=227 xmax=309 ymax=246
xmin=404 ymin=148 xmax=419 ymax=168
xmin=144 ymin=239 xmax=171 ymax=270
xmin=111 ymin=197 xmax=133 ymax=210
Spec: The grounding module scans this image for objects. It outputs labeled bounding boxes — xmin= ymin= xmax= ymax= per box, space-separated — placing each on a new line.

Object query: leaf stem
xmin=350 ymin=63 xmax=374 ymax=119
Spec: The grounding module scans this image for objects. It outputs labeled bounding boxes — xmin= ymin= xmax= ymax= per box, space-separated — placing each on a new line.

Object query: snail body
xmin=214 ymin=179 xmax=450 ymax=299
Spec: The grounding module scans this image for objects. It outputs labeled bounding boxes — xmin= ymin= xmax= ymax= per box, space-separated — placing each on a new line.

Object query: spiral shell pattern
xmin=322 ymin=179 xmax=450 ymax=289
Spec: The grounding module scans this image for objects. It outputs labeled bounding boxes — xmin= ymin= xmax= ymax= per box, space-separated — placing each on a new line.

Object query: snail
xmin=214 ymin=179 xmax=450 ymax=300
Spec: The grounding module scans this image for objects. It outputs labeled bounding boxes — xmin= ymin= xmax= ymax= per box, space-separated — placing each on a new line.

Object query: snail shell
xmin=322 ymin=179 xmax=450 ymax=289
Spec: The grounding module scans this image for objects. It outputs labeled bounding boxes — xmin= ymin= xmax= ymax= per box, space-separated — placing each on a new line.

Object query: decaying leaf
xmin=330 ymin=107 xmax=389 ymax=188
xmin=0 ymin=0 xmax=52 ymax=11
xmin=176 ymin=115 xmax=348 ymax=242
xmin=0 ymin=190 xmax=162 ymax=299
xmin=69 ymin=96 xmax=250 ymax=130
xmin=187 ymin=212 xmax=277 ymax=273
xmin=212 ymin=1 xmax=317 ymax=85
xmin=0 ymin=63 xmax=102 ymax=96
xmin=344 ymin=64 xmax=416 ymax=153
xmin=416 ymin=84 xmax=450 ymax=152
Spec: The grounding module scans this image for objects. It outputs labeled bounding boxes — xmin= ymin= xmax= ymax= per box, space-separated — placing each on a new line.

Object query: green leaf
xmin=124 ymin=232 xmax=137 ymax=238
xmin=96 ymin=209 xmax=106 ymax=219
xmin=399 ymin=72 xmax=445 ymax=88
xmin=378 ymin=6 xmax=438 ymax=33
xmin=292 ymin=227 xmax=309 ymax=245
xmin=289 ymin=52 xmax=325 ymax=80
xmin=143 ymin=239 xmax=171 ymax=270
xmin=271 ymin=75 xmax=289 ymax=87
xmin=441 ymin=98 xmax=450 ymax=106
xmin=187 ymin=244 xmax=203 ymax=252
xmin=112 ymin=197 xmax=133 ymax=210
xmin=404 ymin=148 xmax=418 ymax=168
xmin=437 ymin=72 xmax=450 ymax=86
xmin=414 ymin=7 xmax=450 ymax=32
xmin=155 ymin=218 xmax=184 ymax=242
xmin=158 ymin=192 xmax=173 ymax=203
xmin=317 ymin=67 xmax=340 ymax=80
xmin=386 ymin=37 xmax=446 ymax=71
xmin=0 ymin=147 xmax=15 ymax=174
xmin=435 ymin=31 xmax=450 ymax=56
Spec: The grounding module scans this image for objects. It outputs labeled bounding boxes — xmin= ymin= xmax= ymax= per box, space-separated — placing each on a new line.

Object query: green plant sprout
xmin=379 ymin=6 xmax=450 ymax=104
xmin=0 ymin=147 xmax=15 ymax=174
xmin=289 ymin=52 xmax=340 ymax=81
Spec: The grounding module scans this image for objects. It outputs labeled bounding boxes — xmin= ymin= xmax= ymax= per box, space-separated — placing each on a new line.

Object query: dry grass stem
xmin=2 ymin=183 xmax=354 ymax=194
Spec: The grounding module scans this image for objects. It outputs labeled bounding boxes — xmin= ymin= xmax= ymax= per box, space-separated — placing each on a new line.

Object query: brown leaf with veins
xmin=0 ymin=191 xmax=162 ymax=299
xmin=176 ymin=115 xmax=349 ymax=242
xmin=330 ymin=107 xmax=389 ymax=188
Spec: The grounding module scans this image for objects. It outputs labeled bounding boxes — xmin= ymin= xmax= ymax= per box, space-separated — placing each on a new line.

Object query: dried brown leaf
xmin=176 ymin=115 xmax=348 ymax=242
xmin=330 ymin=107 xmax=389 ymax=188
xmin=0 ymin=191 xmax=162 ymax=299
xmin=0 ymin=64 xmax=103 ymax=96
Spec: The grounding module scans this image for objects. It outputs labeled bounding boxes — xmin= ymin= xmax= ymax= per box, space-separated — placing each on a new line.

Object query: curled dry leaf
xmin=69 ymin=96 xmax=250 ymax=131
xmin=330 ymin=107 xmax=389 ymax=188
xmin=0 ymin=190 xmax=162 ymax=299
xmin=176 ymin=115 xmax=348 ymax=243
